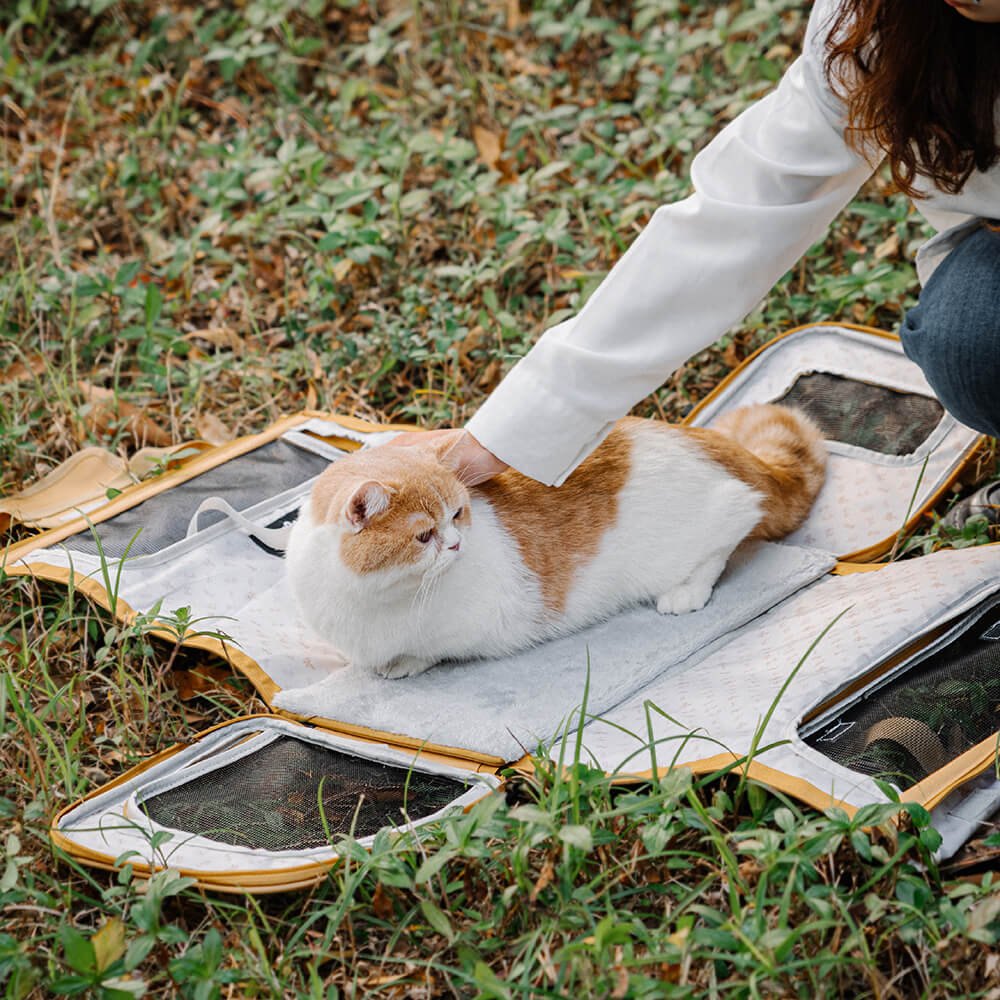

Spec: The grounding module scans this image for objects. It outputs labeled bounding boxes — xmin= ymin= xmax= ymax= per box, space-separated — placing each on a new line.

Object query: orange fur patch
xmin=478 ymin=422 xmax=633 ymax=615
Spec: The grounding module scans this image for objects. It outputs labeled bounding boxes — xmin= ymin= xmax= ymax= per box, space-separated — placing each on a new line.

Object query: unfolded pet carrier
xmin=6 ymin=322 xmax=1000 ymax=893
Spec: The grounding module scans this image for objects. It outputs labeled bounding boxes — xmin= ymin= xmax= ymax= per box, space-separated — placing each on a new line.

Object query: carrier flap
xmin=51 ymin=715 xmax=500 ymax=893
xmin=685 ymin=323 xmax=986 ymax=562
xmin=550 ymin=541 xmax=1000 ymax=821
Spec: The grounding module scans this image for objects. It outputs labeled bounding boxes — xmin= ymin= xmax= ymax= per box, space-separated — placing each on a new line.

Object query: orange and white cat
xmin=285 ymin=405 xmax=825 ymax=679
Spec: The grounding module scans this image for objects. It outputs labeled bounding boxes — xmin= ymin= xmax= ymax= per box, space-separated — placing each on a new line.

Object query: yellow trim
xmin=50 ymin=824 xmax=338 ymax=893
xmin=584 ymin=742 xmax=999 ymax=822
xmin=831 ymin=561 xmax=885 ymax=575
xmin=273 ymin=709 xmax=506 ymax=772
xmin=681 ymin=321 xmax=987 ymax=563
xmin=901 ymin=733 xmax=1000 ymax=812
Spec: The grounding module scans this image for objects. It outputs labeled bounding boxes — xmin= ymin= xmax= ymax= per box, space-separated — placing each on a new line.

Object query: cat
xmin=284 ymin=404 xmax=826 ymax=679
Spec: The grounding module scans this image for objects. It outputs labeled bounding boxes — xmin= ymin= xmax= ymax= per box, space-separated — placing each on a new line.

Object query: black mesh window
xmin=140 ymin=736 xmax=472 ymax=849
xmin=774 ymin=372 xmax=943 ymax=455
xmin=803 ymin=598 xmax=1000 ymax=789
xmin=66 ymin=440 xmax=330 ymax=559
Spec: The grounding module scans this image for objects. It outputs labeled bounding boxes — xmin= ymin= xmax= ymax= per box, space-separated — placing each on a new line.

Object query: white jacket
xmin=465 ymin=0 xmax=1000 ymax=486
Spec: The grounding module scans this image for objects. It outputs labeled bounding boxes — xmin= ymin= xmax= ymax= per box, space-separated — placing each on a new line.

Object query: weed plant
xmin=4 ymin=0 xmax=1000 ymax=996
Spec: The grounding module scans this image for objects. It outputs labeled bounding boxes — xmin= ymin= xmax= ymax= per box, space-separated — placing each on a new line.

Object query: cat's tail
xmin=697 ymin=404 xmax=827 ymax=540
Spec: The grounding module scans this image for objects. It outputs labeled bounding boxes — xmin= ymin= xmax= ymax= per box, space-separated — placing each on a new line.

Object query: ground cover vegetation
xmin=3 ymin=0 xmax=1000 ymax=995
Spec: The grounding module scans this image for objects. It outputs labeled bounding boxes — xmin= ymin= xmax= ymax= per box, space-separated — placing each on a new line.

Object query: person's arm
xmin=465 ymin=0 xmax=877 ymax=487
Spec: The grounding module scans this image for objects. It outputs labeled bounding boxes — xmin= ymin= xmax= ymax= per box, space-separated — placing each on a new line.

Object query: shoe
xmin=942 ymin=481 xmax=1000 ymax=532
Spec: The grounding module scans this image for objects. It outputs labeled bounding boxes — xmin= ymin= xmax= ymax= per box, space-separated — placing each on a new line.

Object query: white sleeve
xmin=465 ymin=0 xmax=878 ymax=486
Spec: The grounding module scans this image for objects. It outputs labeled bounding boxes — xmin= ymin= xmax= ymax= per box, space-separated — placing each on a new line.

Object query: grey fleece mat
xmin=273 ymin=541 xmax=836 ymax=760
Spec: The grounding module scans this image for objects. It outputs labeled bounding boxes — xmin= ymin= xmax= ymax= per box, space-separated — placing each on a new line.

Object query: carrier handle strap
xmin=185 ymin=497 xmax=294 ymax=551
xmin=862 ymin=717 xmax=951 ymax=777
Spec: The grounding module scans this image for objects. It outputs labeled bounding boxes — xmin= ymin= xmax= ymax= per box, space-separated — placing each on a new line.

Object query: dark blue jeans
xmin=900 ymin=221 xmax=1000 ymax=438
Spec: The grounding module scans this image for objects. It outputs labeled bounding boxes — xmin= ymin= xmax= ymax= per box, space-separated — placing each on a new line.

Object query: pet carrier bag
xmin=4 ymin=322 xmax=998 ymax=891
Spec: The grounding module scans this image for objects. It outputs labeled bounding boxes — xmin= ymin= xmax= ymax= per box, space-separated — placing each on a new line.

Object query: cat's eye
xmin=416 ymin=529 xmax=434 ymax=544
xmin=452 ymin=508 xmax=463 ymax=521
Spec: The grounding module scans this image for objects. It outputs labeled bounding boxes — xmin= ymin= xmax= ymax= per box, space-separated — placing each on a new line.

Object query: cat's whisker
xmin=411 ymin=560 xmax=444 ymax=625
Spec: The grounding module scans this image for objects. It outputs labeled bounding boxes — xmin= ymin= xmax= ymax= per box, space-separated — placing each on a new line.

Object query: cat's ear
xmin=344 ymin=480 xmax=395 ymax=531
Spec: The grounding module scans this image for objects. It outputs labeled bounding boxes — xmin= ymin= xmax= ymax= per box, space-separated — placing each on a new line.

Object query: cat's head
xmin=306 ymin=439 xmax=472 ymax=583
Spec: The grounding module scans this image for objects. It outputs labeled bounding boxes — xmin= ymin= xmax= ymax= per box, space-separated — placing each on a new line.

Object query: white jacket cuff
xmin=465 ymin=337 xmax=618 ymax=487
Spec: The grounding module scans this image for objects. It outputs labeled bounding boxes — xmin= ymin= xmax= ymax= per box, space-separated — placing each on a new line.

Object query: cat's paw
xmin=376 ymin=655 xmax=434 ymax=680
xmin=656 ymin=583 xmax=712 ymax=616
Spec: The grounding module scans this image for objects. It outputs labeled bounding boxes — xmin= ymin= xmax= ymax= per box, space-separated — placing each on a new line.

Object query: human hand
xmin=382 ymin=428 xmax=509 ymax=486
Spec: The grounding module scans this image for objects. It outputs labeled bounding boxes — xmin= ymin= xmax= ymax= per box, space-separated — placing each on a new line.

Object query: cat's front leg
xmin=375 ymin=654 xmax=436 ymax=680
xmin=655 ymin=550 xmax=730 ymax=615
xmin=656 ymin=582 xmax=714 ymax=615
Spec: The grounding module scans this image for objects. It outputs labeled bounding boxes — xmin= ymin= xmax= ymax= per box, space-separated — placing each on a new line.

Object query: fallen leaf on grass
xmin=874 ymin=232 xmax=900 ymax=260
xmin=473 ymin=126 xmax=504 ymax=172
xmin=371 ymin=882 xmax=394 ymax=920
xmin=194 ymin=412 xmax=234 ymax=446
xmin=92 ymin=919 xmax=126 ymax=972
xmin=172 ymin=664 xmax=236 ymax=701
xmin=611 ymin=961 xmax=629 ymax=998
xmin=3 ymin=354 xmax=47 ymax=384
xmin=77 ymin=382 xmax=172 ymax=447
xmin=505 ymin=51 xmax=552 ymax=77
xmin=184 ymin=326 xmax=247 ymax=355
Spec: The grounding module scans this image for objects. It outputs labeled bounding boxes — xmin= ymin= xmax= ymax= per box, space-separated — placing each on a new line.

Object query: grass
xmin=3 ymin=0 xmax=1000 ymax=996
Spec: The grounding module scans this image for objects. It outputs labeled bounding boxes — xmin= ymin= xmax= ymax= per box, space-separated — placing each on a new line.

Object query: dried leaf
xmin=92 ymin=918 xmax=126 ymax=972
xmin=173 ymin=664 xmax=235 ymax=701
xmin=193 ymin=412 xmax=234 ymax=446
xmin=371 ymin=882 xmax=394 ymax=919
xmin=184 ymin=327 xmax=246 ymax=355
xmin=2 ymin=354 xmax=46 ymax=385
xmin=874 ymin=232 xmax=900 ymax=260
xmin=473 ymin=126 xmax=503 ymax=172
xmin=77 ymin=382 xmax=172 ymax=447
xmin=457 ymin=324 xmax=488 ymax=375
xmin=505 ymin=51 xmax=552 ymax=77
xmin=970 ymin=892 xmax=1000 ymax=931
xmin=478 ymin=359 xmax=502 ymax=392
xmin=722 ymin=340 xmax=743 ymax=369
xmin=611 ymin=964 xmax=629 ymax=998
xmin=507 ymin=0 xmax=521 ymax=30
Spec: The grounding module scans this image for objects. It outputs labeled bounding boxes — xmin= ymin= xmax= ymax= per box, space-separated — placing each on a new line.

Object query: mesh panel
xmin=774 ymin=372 xmax=943 ymax=455
xmin=66 ymin=440 xmax=329 ymax=558
xmin=139 ymin=736 xmax=471 ymax=849
xmin=803 ymin=599 xmax=1000 ymax=788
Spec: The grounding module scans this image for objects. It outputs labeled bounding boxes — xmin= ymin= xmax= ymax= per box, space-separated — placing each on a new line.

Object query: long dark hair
xmin=824 ymin=0 xmax=1000 ymax=196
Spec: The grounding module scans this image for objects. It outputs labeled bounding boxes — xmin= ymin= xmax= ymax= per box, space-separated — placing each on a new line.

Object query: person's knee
xmin=899 ymin=226 xmax=1000 ymax=437
xmin=907 ymin=327 xmax=1000 ymax=437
